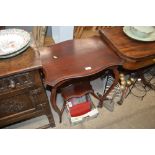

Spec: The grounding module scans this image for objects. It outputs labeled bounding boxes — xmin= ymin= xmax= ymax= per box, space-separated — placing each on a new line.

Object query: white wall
xmin=52 ymin=26 xmax=74 ymax=43
xmin=6 ymin=26 xmax=52 ymax=36
xmin=6 ymin=26 xmax=74 ymax=43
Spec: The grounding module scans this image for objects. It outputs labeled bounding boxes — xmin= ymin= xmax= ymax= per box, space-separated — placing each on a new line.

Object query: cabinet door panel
xmin=0 ymin=89 xmax=39 ymax=118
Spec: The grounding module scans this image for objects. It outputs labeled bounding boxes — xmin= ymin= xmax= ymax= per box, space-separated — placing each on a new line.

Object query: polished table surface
xmin=40 ymin=36 xmax=123 ymax=87
xmin=100 ymin=27 xmax=155 ymax=70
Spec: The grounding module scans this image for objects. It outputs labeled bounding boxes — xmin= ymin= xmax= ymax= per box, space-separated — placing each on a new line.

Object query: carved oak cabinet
xmin=0 ymin=47 xmax=55 ymax=128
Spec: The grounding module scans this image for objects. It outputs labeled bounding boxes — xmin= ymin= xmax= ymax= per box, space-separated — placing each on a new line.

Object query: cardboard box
xmin=66 ymin=95 xmax=99 ymax=126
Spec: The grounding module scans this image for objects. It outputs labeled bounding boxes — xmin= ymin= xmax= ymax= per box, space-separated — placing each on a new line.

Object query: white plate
xmin=0 ymin=29 xmax=31 ymax=56
xmin=123 ymin=26 xmax=155 ymax=42
xmin=0 ymin=41 xmax=30 ymax=59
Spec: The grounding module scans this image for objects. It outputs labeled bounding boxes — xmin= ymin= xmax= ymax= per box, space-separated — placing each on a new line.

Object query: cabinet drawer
xmin=0 ymin=72 xmax=35 ymax=95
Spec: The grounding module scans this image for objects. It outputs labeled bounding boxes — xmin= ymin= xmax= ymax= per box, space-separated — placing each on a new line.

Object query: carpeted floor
xmin=5 ymin=77 xmax=155 ymax=129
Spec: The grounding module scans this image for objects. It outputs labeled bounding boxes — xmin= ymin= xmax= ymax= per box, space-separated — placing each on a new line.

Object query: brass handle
xmin=9 ymin=80 xmax=16 ymax=88
xmin=153 ymin=58 xmax=155 ymax=62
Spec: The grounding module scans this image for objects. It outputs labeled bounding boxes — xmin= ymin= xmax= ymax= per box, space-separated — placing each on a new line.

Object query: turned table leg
xmin=98 ymin=67 xmax=120 ymax=108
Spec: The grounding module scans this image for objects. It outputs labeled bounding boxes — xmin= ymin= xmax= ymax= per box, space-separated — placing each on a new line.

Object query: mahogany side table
xmin=40 ymin=36 xmax=123 ymax=123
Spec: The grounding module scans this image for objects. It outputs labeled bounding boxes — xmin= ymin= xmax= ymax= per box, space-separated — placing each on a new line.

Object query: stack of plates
xmin=0 ymin=29 xmax=31 ymax=59
xmin=123 ymin=26 xmax=155 ymax=42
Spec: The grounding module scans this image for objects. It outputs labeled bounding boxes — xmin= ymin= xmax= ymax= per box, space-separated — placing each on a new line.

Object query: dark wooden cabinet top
xmin=100 ymin=27 xmax=155 ymax=61
xmin=0 ymin=47 xmax=42 ymax=78
xmin=40 ymin=36 xmax=123 ymax=87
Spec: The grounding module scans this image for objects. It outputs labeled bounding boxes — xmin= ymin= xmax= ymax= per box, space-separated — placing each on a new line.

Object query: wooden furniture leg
xmin=50 ymin=88 xmax=67 ymax=123
xmin=43 ymin=103 xmax=56 ymax=127
xmin=50 ymin=80 xmax=74 ymax=123
xmin=60 ymin=100 xmax=67 ymax=120
xmin=98 ymin=67 xmax=120 ymax=107
xmin=50 ymin=87 xmax=62 ymax=123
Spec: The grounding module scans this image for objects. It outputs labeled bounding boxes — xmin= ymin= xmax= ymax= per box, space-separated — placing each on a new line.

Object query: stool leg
xmin=50 ymin=88 xmax=62 ymax=123
xmin=98 ymin=67 xmax=120 ymax=108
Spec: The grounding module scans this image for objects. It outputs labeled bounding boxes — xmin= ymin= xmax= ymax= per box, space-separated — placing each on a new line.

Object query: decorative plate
xmin=123 ymin=26 xmax=155 ymax=42
xmin=0 ymin=41 xmax=30 ymax=59
xmin=0 ymin=29 xmax=31 ymax=56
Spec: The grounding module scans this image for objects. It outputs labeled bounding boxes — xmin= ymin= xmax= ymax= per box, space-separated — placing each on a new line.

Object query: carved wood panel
xmin=0 ymin=70 xmax=55 ymax=128
xmin=0 ymin=89 xmax=38 ymax=118
xmin=0 ymin=72 xmax=34 ymax=94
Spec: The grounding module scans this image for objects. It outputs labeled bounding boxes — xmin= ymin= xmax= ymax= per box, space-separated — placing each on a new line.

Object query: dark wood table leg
xmin=98 ymin=67 xmax=120 ymax=108
xmin=50 ymin=87 xmax=62 ymax=123
xmin=43 ymin=103 xmax=55 ymax=127
xmin=60 ymin=100 xmax=67 ymax=119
